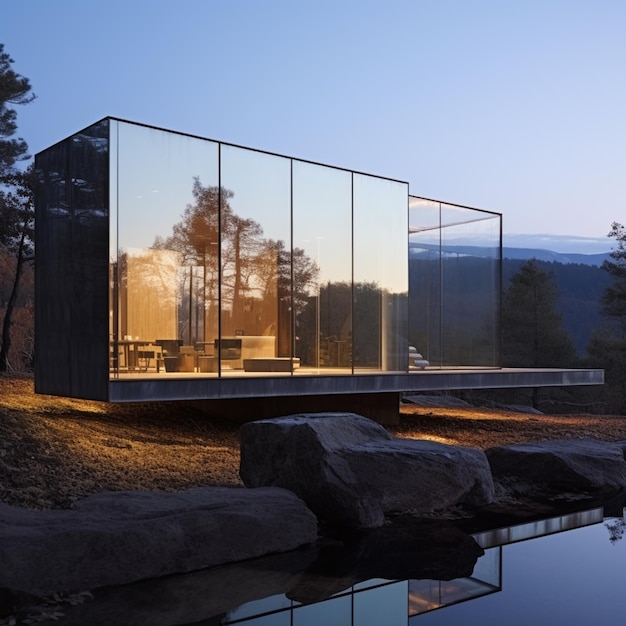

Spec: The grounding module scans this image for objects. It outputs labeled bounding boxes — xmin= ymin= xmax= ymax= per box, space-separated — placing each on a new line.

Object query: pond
xmin=412 ymin=508 xmax=626 ymax=625
xmin=221 ymin=507 xmax=626 ymax=625
xmin=13 ymin=505 xmax=626 ymax=625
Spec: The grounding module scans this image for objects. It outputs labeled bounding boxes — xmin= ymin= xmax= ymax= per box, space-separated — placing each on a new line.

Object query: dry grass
xmin=392 ymin=404 xmax=626 ymax=448
xmin=0 ymin=376 xmax=242 ymax=509
xmin=2 ymin=375 xmax=626 ymax=510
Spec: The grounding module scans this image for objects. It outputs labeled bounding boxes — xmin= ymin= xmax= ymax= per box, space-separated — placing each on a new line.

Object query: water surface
xmin=223 ymin=507 xmax=626 ymax=625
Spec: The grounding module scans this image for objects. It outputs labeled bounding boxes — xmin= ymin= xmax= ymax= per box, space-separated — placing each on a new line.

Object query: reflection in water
xmin=415 ymin=507 xmax=626 ymax=626
xmin=28 ymin=506 xmax=626 ymax=625
xmin=221 ymin=508 xmax=605 ymax=625
xmin=604 ymin=510 xmax=626 ymax=544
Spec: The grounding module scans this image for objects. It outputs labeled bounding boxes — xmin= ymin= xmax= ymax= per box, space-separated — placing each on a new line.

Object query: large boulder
xmin=0 ymin=486 xmax=318 ymax=596
xmin=240 ymin=413 xmax=494 ymax=529
xmin=486 ymin=439 xmax=626 ymax=495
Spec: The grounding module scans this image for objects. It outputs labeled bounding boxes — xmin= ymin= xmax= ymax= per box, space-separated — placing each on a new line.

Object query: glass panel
xmin=223 ymin=593 xmax=292 ymax=623
xmin=292 ymin=161 xmax=352 ymax=372
xmin=219 ymin=146 xmax=291 ymax=373
xmin=409 ymin=198 xmax=501 ymax=369
xmin=113 ymin=121 xmax=218 ymax=377
xmin=353 ymin=175 xmax=408 ymax=371
xmin=109 ymin=122 xmax=118 ymax=364
xmin=440 ymin=203 xmax=501 ymax=367
xmin=409 ymin=197 xmax=442 ymax=368
xmin=293 ymin=594 xmax=352 ymax=625
xmin=354 ymin=581 xmax=408 ymax=626
xmin=472 ymin=546 xmax=501 ymax=587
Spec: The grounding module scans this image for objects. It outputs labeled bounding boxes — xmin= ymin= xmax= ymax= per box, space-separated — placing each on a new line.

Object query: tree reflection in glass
xmin=153 ymin=177 xmax=318 ymax=365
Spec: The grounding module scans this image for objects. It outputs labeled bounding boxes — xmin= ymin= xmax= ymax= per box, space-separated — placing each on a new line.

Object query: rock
xmin=341 ymin=438 xmax=494 ymax=514
xmin=240 ymin=412 xmax=390 ymax=528
xmin=486 ymin=439 xmax=626 ymax=495
xmin=0 ymin=486 xmax=318 ymax=596
xmin=240 ymin=413 xmax=494 ymax=529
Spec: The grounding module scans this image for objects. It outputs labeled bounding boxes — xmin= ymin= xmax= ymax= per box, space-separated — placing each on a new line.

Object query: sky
xmin=3 ymin=0 xmax=625 ymax=250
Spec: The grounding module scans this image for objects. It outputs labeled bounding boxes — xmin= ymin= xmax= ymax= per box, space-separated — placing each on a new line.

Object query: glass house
xmin=34 ymin=118 xmax=600 ymax=407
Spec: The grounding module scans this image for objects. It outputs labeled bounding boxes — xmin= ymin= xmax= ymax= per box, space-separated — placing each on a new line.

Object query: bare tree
xmin=154 ymin=178 xmax=318 ymax=346
xmin=0 ymin=167 xmax=34 ymax=371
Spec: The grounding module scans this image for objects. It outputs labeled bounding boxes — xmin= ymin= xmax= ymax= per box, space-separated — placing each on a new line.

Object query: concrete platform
xmin=109 ymin=367 xmax=602 ymax=401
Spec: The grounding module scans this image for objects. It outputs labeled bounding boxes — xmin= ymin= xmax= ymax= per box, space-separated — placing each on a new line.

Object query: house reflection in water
xmin=220 ymin=508 xmax=603 ymax=625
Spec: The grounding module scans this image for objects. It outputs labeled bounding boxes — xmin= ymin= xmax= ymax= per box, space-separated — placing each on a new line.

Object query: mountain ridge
xmin=502 ymin=247 xmax=610 ymax=266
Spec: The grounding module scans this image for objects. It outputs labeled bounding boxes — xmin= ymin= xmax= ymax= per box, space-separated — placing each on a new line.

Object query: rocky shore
xmin=3 ymin=376 xmax=626 ymax=623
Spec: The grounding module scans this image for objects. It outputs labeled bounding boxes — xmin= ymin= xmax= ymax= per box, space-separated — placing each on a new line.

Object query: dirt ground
xmin=2 ymin=375 xmax=626 ymax=510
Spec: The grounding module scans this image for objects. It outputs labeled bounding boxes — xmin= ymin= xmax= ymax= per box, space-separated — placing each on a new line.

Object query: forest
xmin=502 ymin=257 xmax=611 ymax=356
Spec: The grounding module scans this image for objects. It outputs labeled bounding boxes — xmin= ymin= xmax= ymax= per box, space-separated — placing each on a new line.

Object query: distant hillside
xmin=503 ymin=233 xmax=610 ymax=255
xmin=503 ymin=258 xmax=611 ymax=355
xmin=410 ymin=242 xmax=610 ymax=267
xmin=409 ymin=242 xmax=612 ymax=355
xmin=503 ymin=247 xmax=610 ymax=266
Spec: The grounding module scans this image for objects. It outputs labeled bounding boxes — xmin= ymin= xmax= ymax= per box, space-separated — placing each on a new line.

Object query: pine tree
xmin=0 ymin=44 xmax=35 ymax=371
xmin=600 ymin=222 xmax=626 ymax=334
xmin=0 ymin=44 xmax=35 ymax=180
xmin=502 ymin=259 xmax=578 ymax=368
xmin=586 ymin=222 xmax=626 ymax=413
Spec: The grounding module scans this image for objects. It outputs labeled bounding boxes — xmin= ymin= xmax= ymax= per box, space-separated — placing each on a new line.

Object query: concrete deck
xmin=108 ymin=367 xmax=603 ymax=402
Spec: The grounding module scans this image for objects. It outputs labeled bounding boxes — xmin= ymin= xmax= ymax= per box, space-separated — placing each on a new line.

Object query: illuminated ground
xmin=2 ymin=375 xmax=625 ymax=510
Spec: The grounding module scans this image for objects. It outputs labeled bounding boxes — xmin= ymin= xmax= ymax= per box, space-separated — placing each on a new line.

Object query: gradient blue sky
xmin=4 ymin=0 xmax=625 ymax=246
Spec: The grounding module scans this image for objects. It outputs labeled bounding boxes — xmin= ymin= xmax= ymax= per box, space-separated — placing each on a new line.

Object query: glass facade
xmin=107 ymin=119 xmax=410 ymax=379
xmin=409 ymin=197 xmax=501 ymax=368
xmin=35 ymin=117 xmax=502 ymax=399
